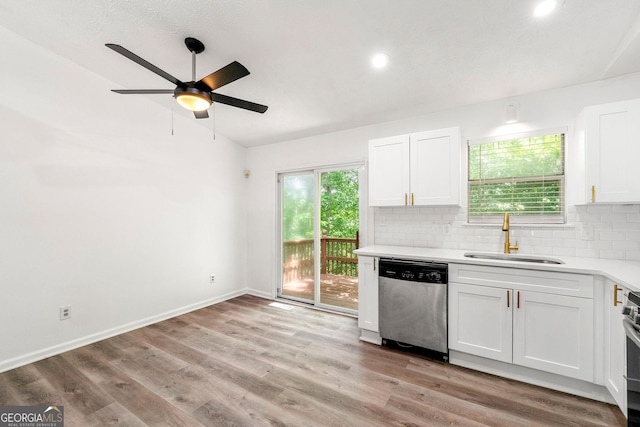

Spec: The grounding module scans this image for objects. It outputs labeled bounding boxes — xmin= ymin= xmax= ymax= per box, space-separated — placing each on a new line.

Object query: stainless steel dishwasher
xmin=378 ymin=258 xmax=448 ymax=361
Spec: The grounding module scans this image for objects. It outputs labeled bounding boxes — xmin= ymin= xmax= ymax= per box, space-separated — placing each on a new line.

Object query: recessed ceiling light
xmin=534 ymin=0 xmax=557 ymax=17
xmin=371 ymin=53 xmax=390 ymax=69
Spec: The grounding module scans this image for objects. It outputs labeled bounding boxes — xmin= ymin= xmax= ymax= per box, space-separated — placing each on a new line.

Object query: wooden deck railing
xmin=282 ymin=232 xmax=359 ymax=282
xmin=321 ymin=234 xmax=359 ymax=276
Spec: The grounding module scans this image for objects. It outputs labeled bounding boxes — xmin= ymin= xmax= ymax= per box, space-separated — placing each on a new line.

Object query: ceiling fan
xmin=106 ymin=37 xmax=268 ymax=119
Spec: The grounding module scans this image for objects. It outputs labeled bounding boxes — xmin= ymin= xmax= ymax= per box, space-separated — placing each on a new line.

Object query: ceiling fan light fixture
xmin=174 ymin=87 xmax=212 ymax=111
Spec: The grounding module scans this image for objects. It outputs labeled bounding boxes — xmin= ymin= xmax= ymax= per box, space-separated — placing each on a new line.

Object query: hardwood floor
xmin=0 ymin=294 xmax=626 ymax=426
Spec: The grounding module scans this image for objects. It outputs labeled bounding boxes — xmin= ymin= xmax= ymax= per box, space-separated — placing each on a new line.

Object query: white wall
xmin=0 ymin=27 xmax=248 ymax=371
xmin=246 ymin=71 xmax=640 ymax=297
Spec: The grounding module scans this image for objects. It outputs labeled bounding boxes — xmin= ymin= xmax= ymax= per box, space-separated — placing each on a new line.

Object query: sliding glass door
xmin=278 ymin=165 xmax=362 ymax=313
xmin=280 ymin=172 xmax=316 ymax=302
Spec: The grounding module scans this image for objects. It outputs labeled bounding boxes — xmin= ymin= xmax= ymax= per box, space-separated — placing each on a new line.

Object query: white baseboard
xmin=245 ymin=288 xmax=275 ymax=300
xmin=0 ymin=289 xmax=246 ymax=374
xmin=449 ymin=350 xmax=615 ymax=404
xmin=359 ymin=329 xmax=382 ymax=345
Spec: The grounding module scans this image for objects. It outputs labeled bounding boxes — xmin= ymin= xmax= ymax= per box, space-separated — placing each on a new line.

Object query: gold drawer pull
xmin=614 ymin=284 xmax=623 ymax=307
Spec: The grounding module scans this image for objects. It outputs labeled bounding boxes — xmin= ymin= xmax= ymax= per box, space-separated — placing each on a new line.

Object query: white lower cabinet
xmin=357 ymin=256 xmax=380 ymax=343
xmin=604 ymin=279 xmax=627 ymax=414
xmin=449 ymin=282 xmax=512 ymax=363
xmin=449 ymin=264 xmax=595 ymax=382
xmin=513 ymin=290 xmax=594 ymax=381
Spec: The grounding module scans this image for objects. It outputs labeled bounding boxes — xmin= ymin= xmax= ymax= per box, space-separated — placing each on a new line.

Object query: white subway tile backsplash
xmin=612 ymin=205 xmax=640 ymax=213
xmin=575 ymin=248 xmax=601 ymax=258
xmin=374 ymin=204 xmax=640 ymax=261
xmin=588 ymin=240 xmax=613 ymax=250
xmin=613 ymin=240 xmax=640 ymax=251
xmin=599 ymin=231 xmax=627 ymax=241
xmin=600 ymin=250 xmax=626 ymax=260
xmin=552 ymin=247 xmax=577 ymax=256
xmin=562 ymin=239 xmax=588 ymax=249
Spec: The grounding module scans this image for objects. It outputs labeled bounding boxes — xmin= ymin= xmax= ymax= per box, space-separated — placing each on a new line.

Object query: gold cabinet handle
xmin=411 ymin=193 xmax=415 ymax=206
xmin=591 ymin=185 xmax=595 ymax=203
xmin=404 ymin=193 xmax=408 ymax=206
xmin=507 ymin=290 xmax=510 ymax=308
xmin=614 ymin=284 xmax=623 ymax=306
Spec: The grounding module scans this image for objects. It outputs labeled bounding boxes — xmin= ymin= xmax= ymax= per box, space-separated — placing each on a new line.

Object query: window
xmin=468 ymin=129 xmax=565 ymax=224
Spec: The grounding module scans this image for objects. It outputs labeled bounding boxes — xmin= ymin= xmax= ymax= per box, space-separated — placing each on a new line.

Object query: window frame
xmin=467 ymin=127 xmax=567 ymax=225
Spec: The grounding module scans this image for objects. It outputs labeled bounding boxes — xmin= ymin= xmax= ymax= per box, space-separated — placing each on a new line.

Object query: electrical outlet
xmin=210 ymin=274 xmax=215 ymax=283
xmin=60 ymin=305 xmax=71 ymax=320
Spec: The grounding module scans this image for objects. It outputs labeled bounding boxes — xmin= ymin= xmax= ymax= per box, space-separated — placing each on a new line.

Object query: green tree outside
xmin=468 ymin=133 xmax=564 ymax=218
xmin=282 ymin=169 xmax=359 ymax=241
xmin=320 ymin=169 xmax=359 ymax=238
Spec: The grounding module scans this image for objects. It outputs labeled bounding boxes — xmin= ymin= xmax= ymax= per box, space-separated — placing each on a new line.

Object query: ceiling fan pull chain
xmin=171 ymin=99 xmax=174 ymax=136
xmin=213 ymin=102 xmax=216 ymax=141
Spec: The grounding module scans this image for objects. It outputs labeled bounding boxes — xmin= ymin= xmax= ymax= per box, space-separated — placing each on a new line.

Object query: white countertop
xmin=354 ymin=245 xmax=640 ymax=292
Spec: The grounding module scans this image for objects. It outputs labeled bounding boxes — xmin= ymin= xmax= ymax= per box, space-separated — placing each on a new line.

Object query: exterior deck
xmin=281 ymin=235 xmax=359 ymax=311
xmin=281 ymin=273 xmax=358 ymax=311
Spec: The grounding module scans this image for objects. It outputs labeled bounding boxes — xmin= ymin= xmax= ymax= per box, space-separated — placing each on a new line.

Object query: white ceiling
xmin=2 ymin=0 xmax=640 ymax=147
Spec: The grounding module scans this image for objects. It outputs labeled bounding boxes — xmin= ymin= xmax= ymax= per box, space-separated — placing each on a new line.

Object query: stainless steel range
xmin=623 ymin=291 xmax=640 ymax=426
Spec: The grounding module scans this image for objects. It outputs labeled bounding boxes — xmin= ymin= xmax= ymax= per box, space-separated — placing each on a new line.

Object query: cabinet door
xmin=585 ymin=98 xmax=640 ymax=203
xmin=449 ymin=282 xmax=512 ymax=363
xmin=513 ymin=291 xmax=594 ymax=381
xmin=368 ymin=135 xmax=410 ymax=206
xmin=410 ymin=127 xmax=460 ymax=205
xmin=358 ymin=256 xmax=379 ymax=332
xmin=605 ymin=281 xmax=627 ymax=413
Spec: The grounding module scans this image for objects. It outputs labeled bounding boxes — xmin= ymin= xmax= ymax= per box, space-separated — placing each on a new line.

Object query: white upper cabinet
xmin=368 ymin=127 xmax=460 ymax=206
xmin=583 ymin=98 xmax=640 ymax=203
xmin=410 ymin=129 xmax=461 ymax=206
xmin=368 ymin=134 xmax=410 ymax=206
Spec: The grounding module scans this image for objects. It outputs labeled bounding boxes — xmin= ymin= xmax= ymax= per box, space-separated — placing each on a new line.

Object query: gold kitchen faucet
xmin=502 ymin=212 xmax=519 ymax=254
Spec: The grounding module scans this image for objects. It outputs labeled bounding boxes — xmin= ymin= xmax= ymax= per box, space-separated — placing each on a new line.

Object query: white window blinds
xmin=468 ymin=130 xmax=565 ymax=224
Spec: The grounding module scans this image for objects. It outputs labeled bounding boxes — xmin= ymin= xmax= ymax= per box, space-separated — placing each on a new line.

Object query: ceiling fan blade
xmin=211 ymin=93 xmax=269 ymax=113
xmin=194 ymin=110 xmax=209 ymax=119
xmin=196 ymin=61 xmax=250 ymax=91
xmin=106 ymin=44 xmax=184 ymax=86
xmin=211 ymin=93 xmax=268 ymax=114
xmin=111 ymin=89 xmax=174 ymax=94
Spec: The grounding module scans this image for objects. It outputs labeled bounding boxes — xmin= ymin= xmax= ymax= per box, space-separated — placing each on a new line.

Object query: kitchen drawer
xmin=449 ymin=263 xmax=593 ymax=298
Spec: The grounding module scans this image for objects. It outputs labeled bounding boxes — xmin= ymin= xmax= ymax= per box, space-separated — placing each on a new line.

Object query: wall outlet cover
xmin=60 ymin=305 xmax=71 ymax=320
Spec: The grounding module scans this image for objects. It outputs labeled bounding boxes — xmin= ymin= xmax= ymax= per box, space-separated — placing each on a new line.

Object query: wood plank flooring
xmin=0 ymin=294 xmax=626 ymax=426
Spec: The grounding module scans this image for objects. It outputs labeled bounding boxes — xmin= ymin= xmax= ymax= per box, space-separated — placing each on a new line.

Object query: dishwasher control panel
xmin=378 ymin=258 xmax=447 ymax=284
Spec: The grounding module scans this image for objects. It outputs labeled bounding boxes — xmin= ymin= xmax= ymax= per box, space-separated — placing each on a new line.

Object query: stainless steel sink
xmin=463 ymin=252 xmax=564 ymax=264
